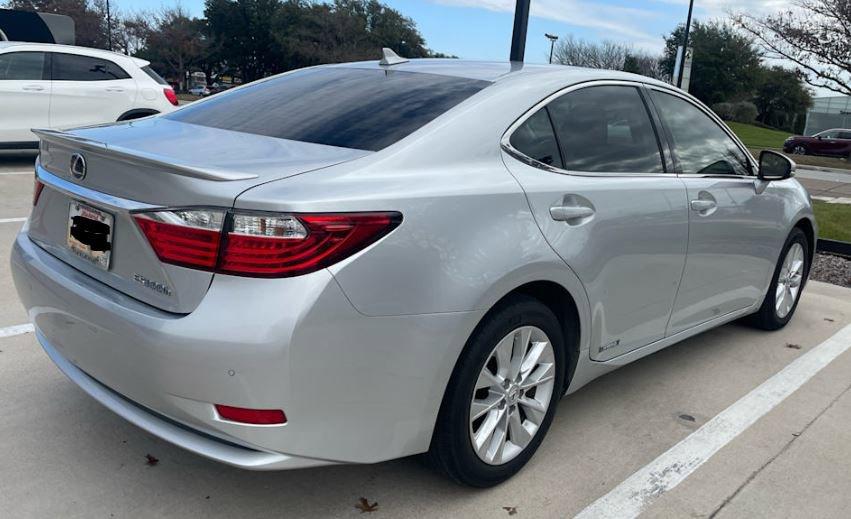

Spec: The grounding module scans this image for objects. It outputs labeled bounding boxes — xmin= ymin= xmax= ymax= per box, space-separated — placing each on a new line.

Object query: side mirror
xmin=758 ymin=150 xmax=794 ymax=181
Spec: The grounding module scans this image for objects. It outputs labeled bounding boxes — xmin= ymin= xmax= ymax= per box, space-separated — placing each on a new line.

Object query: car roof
xmin=332 ymin=58 xmax=671 ymax=87
xmin=0 ymin=41 xmax=149 ymax=67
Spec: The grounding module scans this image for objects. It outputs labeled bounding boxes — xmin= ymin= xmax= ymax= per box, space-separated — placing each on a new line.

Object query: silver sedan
xmin=11 ymin=57 xmax=815 ymax=487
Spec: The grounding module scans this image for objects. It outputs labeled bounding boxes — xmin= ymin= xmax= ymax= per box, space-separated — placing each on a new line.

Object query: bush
xmin=732 ymin=101 xmax=758 ymax=123
xmin=712 ymin=101 xmax=758 ymax=124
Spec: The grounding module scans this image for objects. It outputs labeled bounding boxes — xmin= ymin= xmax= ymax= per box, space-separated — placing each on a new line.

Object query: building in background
xmin=0 ymin=9 xmax=74 ymax=45
xmin=804 ymin=96 xmax=851 ymax=135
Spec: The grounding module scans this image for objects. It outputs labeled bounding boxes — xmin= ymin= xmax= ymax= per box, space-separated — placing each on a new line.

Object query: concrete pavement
xmin=796 ymin=167 xmax=851 ymax=204
xmin=1 ymin=158 xmax=851 ymax=517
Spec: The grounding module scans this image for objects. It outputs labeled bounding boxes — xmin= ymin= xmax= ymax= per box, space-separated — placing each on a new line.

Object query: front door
xmin=0 ymin=51 xmax=50 ymax=144
xmin=648 ymin=89 xmax=787 ymax=335
xmin=503 ymin=84 xmax=689 ymax=361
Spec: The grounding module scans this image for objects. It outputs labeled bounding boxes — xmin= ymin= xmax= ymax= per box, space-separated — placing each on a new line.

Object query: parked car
xmin=12 ymin=57 xmax=816 ymax=488
xmin=784 ymin=128 xmax=851 ymax=158
xmin=188 ymin=85 xmax=211 ymax=97
xmin=0 ymin=41 xmax=177 ymax=149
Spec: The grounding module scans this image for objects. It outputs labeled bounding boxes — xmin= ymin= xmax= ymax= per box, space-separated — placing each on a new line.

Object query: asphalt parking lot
xmin=2 ymin=153 xmax=851 ymax=518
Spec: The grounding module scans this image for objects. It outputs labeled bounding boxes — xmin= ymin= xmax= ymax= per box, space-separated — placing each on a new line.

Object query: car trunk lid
xmin=28 ymin=119 xmax=371 ymax=313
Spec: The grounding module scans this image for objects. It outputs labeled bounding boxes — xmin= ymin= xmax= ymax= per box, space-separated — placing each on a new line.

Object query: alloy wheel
xmin=469 ymin=326 xmax=556 ymax=465
xmin=793 ymin=145 xmax=807 ymax=155
xmin=776 ymin=242 xmax=805 ymax=319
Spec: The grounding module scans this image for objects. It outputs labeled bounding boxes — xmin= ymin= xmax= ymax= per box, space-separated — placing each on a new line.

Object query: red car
xmin=784 ymin=128 xmax=851 ymax=158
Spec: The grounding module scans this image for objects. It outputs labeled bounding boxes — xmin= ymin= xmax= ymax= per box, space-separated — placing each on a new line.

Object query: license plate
xmin=67 ymin=201 xmax=114 ymax=270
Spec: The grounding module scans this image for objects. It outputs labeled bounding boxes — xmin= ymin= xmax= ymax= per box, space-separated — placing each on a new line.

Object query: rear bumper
xmin=11 ymin=229 xmax=481 ymax=467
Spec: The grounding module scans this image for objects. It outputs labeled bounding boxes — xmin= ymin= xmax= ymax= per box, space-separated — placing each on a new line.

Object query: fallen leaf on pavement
xmin=145 ymin=454 xmax=159 ymax=466
xmin=786 ymin=343 xmax=802 ymax=350
xmin=355 ymin=497 xmax=378 ymax=513
xmin=503 ymin=506 xmax=518 ymax=515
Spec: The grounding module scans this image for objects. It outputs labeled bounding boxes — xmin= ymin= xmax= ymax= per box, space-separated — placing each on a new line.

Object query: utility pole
xmin=546 ymin=33 xmax=558 ymax=64
xmin=510 ymin=0 xmax=531 ymax=62
xmin=676 ymin=0 xmax=694 ymax=88
xmin=106 ymin=0 xmax=112 ymax=51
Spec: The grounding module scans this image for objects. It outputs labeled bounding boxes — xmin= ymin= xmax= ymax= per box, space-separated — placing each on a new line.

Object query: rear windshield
xmin=166 ymin=67 xmax=490 ymax=151
xmin=142 ymin=65 xmax=169 ymax=85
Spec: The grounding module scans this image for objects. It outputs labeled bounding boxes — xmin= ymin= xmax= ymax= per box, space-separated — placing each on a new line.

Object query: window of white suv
xmin=0 ymin=52 xmax=47 ymax=80
xmin=51 ymin=53 xmax=130 ymax=81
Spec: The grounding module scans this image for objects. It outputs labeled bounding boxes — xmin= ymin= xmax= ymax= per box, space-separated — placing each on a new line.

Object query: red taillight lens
xmin=133 ymin=210 xmax=225 ymax=270
xmin=218 ymin=212 xmax=402 ymax=277
xmin=133 ymin=209 xmax=401 ymax=277
xmin=215 ymin=404 xmax=287 ymax=425
xmin=163 ymin=88 xmax=178 ymax=106
xmin=33 ymin=178 xmax=44 ymax=206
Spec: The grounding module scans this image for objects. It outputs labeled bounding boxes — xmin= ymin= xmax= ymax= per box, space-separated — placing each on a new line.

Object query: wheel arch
xmin=793 ymin=216 xmax=816 ymax=281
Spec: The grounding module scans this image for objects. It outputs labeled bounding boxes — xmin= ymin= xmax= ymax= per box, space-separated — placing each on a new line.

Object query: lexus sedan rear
xmin=11 ymin=58 xmax=816 ymax=487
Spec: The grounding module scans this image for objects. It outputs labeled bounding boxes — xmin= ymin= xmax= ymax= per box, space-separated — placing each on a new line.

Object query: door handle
xmin=22 ymin=85 xmax=44 ymax=91
xmin=690 ymin=199 xmax=717 ymax=212
xmin=550 ymin=205 xmax=595 ymax=222
xmin=105 ymin=87 xmax=124 ymax=92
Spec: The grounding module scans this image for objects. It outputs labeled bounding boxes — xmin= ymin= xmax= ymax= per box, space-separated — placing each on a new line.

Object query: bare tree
xmin=552 ymin=35 xmax=631 ymax=70
xmin=734 ymin=0 xmax=851 ymax=96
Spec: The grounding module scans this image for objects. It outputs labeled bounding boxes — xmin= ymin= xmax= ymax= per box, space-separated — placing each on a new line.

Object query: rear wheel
xmin=749 ymin=228 xmax=808 ymax=330
xmin=429 ymin=296 xmax=564 ymax=487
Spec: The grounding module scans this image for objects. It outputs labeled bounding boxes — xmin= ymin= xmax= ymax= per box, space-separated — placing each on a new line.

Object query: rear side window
xmin=838 ymin=131 xmax=851 ymax=140
xmin=167 ymin=67 xmax=490 ymax=151
xmin=52 ymin=53 xmax=130 ymax=81
xmin=547 ymin=86 xmax=664 ymax=173
xmin=509 ymin=109 xmax=563 ymax=168
xmin=651 ymin=90 xmax=750 ymax=176
xmin=142 ymin=65 xmax=169 ymax=85
xmin=0 ymin=52 xmax=46 ymax=80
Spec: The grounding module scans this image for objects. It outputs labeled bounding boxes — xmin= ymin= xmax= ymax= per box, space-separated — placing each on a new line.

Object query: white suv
xmin=0 ymin=42 xmax=178 ymax=148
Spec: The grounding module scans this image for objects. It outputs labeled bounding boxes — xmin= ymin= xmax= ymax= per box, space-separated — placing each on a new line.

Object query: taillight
xmin=133 ymin=210 xmax=225 ymax=270
xmin=33 ymin=177 xmax=44 ymax=206
xmin=163 ymin=88 xmax=178 ymax=106
xmin=133 ymin=209 xmax=401 ymax=278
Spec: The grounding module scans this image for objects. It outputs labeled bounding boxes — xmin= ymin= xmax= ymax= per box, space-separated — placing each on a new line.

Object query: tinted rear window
xmin=142 ymin=65 xmax=169 ymax=85
xmin=166 ymin=67 xmax=490 ymax=151
xmin=52 ymin=53 xmax=130 ymax=81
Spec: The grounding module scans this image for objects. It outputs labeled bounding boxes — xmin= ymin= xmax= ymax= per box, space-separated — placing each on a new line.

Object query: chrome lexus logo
xmin=70 ymin=153 xmax=87 ymax=180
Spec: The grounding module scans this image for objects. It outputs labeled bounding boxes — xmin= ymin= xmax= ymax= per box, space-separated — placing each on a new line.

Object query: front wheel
xmin=749 ymin=228 xmax=809 ymax=330
xmin=792 ymin=145 xmax=807 ymax=155
xmin=428 ymin=296 xmax=565 ymax=487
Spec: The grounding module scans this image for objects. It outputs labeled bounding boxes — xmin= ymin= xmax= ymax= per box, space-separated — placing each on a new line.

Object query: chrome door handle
xmin=690 ymin=200 xmax=717 ymax=212
xmin=550 ymin=205 xmax=595 ymax=221
xmin=22 ymin=85 xmax=44 ymax=91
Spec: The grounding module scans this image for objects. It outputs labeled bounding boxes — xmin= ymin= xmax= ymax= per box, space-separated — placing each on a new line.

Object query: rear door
xmin=648 ymin=88 xmax=786 ymax=335
xmin=502 ymin=82 xmax=689 ymax=361
xmin=0 ymin=51 xmax=50 ymax=144
xmin=49 ymin=52 xmax=136 ymax=128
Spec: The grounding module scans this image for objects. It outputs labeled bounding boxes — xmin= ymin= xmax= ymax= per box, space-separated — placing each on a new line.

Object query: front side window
xmin=0 ymin=52 xmax=46 ymax=80
xmin=52 ymin=53 xmax=130 ymax=81
xmin=651 ymin=90 xmax=750 ymax=176
xmin=546 ymin=85 xmax=664 ymax=173
xmin=816 ymin=130 xmax=838 ymax=139
xmin=509 ymin=109 xmax=563 ymax=168
xmin=167 ymin=67 xmax=489 ymax=151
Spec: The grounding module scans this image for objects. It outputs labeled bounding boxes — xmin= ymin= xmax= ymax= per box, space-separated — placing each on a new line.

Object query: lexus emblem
xmin=70 ymin=153 xmax=87 ymax=180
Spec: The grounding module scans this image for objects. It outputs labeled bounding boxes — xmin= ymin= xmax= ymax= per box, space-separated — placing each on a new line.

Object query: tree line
xmin=5 ymin=0 xmax=452 ymax=89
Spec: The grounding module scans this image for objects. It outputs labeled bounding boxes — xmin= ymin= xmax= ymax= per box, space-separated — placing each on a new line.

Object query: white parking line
xmin=0 ymin=323 xmax=34 ymax=339
xmin=0 ymin=171 xmax=32 ymax=176
xmin=0 ymin=217 xmax=27 ymax=224
xmin=575 ymin=323 xmax=851 ymax=519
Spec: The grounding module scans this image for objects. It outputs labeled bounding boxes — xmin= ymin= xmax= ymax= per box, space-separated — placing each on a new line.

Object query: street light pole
xmin=676 ymin=0 xmax=694 ymax=88
xmin=106 ymin=0 xmax=112 ymax=51
xmin=509 ymin=0 xmax=531 ymax=62
xmin=546 ymin=33 xmax=558 ymax=64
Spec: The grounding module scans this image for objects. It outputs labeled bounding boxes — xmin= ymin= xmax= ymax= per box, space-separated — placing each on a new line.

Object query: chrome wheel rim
xmin=775 ymin=243 xmax=805 ymax=319
xmin=469 ymin=326 xmax=555 ymax=465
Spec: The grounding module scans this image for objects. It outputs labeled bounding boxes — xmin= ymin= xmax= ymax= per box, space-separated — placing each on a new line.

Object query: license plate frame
xmin=67 ymin=201 xmax=114 ymax=271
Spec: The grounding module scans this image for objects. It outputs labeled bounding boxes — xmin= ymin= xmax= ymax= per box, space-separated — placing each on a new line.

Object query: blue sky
xmin=117 ymin=0 xmax=788 ymax=62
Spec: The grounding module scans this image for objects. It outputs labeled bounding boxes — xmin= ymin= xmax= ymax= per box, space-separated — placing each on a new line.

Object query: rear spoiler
xmin=32 ymin=128 xmax=259 ymax=182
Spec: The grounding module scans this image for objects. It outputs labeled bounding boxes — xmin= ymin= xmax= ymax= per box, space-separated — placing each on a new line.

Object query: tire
xmin=428 ymin=295 xmax=565 ymax=487
xmin=748 ymin=228 xmax=809 ymax=330
xmin=792 ymin=145 xmax=807 ymax=155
